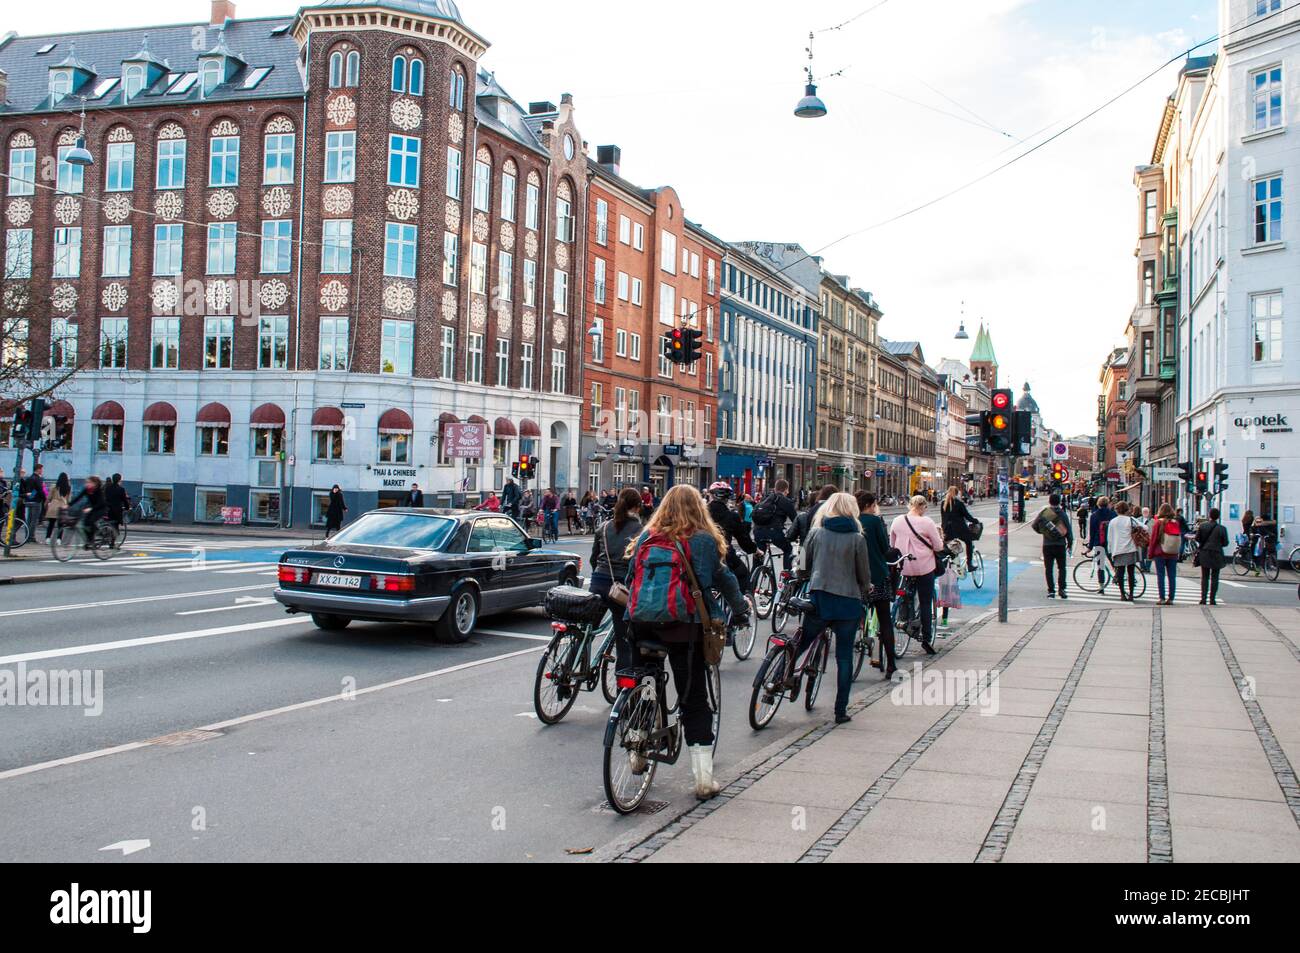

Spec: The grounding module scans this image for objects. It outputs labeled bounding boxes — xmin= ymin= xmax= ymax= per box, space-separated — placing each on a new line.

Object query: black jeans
xmin=1200 ymin=565 xmax=1221 ymax=603
xmin=911 ymin=573 xmax=936 ymax=643
xmin=590 ymin=574 xmax=631 ymax=672
xmin=871 ymin=595 xmax=897 ymax=673
xmin=668 ymin=639 xmax=712 ymax=746
xmin=754 ymin=527 xmax=793 ymax=572
xmin=1043 ymin=546 xmax=1067 ymax=594
xmin=726 ymin=548 xmax=752 ymax=593
xmin=1115 ymin=562 xmax=1137 ymax=597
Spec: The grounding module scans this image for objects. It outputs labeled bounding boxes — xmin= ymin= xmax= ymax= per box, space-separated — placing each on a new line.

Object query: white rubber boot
xmin=690 ymin=745 xmax=721 ymax=800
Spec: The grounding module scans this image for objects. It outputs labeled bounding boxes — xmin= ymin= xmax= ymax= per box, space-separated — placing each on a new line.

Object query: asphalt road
xmin=1 ymin=502 xmax=1295 ymax=862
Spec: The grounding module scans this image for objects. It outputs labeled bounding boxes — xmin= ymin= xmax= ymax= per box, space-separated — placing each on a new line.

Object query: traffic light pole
xmin=3 ymin=442 xmax=27 ymax=558
xmin=998 ymin=459 xmax=1011 ymax=624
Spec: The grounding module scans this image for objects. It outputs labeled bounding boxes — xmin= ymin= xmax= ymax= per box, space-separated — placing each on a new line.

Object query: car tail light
xmin=616 ymin=675 xmax=639 ymax=690
xmin=371 ymin=574 xmax=416 ymax=592
xmin=278 ymin=565 xmax=308 ymax=584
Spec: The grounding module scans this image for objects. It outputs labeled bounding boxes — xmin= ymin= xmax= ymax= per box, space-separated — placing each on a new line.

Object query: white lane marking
xmin=0 ymin=741 xmax=151 ymax=782
xmin=167 ymin=562 xmax=243 ymax=573
xmin=474 ymin=628 xmax=554 ymax=642
xmin=99 ymin=839 xmax=151 ymax=856
xmin=0 ymin=584 xmax=275 ymax=619
xmin=0 ymin=617 xmax=309 ymax=665
xmin=211 ymin=563 xmax=281 ymax=575
xmin=200 ymin=645 xmax=545 ymax=731
xmin=175 ymin=596 xmax=277 ymax=617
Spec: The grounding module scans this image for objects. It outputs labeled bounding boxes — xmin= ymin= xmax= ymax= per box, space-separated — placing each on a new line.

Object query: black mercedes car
xmin=274 ymin=509 xmax=581 ymax=643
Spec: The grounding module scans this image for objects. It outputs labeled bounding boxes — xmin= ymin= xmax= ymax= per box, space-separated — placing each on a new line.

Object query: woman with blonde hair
xmin=624 ymin=483 xmax=749 ymax=799
xmin=800 ymin=492 xmax=874 ymax=723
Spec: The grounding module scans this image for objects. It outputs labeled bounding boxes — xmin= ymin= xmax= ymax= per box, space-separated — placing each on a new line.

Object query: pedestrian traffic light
xmin=511 ymin=461 xmax=520 ymax=478
xmin=1214 ymin=461 xmax=1229 ymax=494
xmin=681 ymin=327 xmax=703 ymax=364
xmin=665 ymin=328 xmax=687 ymax=364
xmin=965 ymin=412 xmax=988 ymax=452
xmin=1195 ymin=468 xmax=1209 ymax=495
xmin=10 ymin=407 xmax=31 ymax=441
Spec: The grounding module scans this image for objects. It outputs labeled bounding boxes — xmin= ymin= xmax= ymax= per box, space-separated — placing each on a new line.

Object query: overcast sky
xmin=6 ymin=0 xmax=1220 ymax=435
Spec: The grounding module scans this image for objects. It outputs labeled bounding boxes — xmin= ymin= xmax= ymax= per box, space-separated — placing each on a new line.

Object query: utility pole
xmin=998 ymin=461 xmax=1010 ymax=623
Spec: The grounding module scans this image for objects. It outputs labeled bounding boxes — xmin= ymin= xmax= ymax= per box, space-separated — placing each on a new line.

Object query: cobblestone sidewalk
xmin=601 ymin=605 xmax=1300 ymax=863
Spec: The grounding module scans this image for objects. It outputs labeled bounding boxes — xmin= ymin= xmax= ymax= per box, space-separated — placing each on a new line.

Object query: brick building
xmin=580 ymin=146 xmax=722 ymax=496
xmin=0 ymin=0 xmax=586 ymax=524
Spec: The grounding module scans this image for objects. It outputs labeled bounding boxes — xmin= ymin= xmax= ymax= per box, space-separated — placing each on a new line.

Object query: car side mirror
xmin=527 ymin=538 xmax=542 ymax=550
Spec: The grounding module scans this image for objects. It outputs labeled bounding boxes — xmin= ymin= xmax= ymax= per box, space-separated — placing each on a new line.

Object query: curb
xmin=0 ymin=572 xmax=122 ymax=585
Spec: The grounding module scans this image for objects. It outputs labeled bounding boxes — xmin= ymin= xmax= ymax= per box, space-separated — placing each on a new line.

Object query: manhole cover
xmin=147 ymin=729 xmax=223 ymax=747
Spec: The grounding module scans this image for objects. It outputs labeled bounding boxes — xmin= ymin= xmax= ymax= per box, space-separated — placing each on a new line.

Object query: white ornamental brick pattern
xmin=441 ymin=290 xmax=458 ymax=323
xmin=158 ymin=123 xmax=185 ymax=140
xmin=326 ymin=95 xmax=357 ymax=126
xmin=259 ymin=279 xmax=289 ymax=310
xmin=262 ymin=187 xmax=292 ymax=217
xmin=103 ymin=194 xmax=132 ymax=224
xmin=552 ymin=318 xmax=567 ymax=345
xmin=5 ymin=200 xmax=32 ymax=227
xmin=211 ymin=120 xmax=239 ymax=137
xmin=155 ymin=192 xmax=183 ymax=220
xmin=470 ymin=297 xmax=487 ymax=331
xmin=320 ymin=280 xmax=349 ymax=312
xmin=107 ymin=126 xmax=133 ymax=143
xmin=9 ymin=132 xmax=34 ymax=148
xmin=206 ymin=280 xmax=234 ymax=313
xmin=500 ymin=222 xmax=515 ymax=251
xmin=387 ymin=189 xmax=419 ymax=221
xmin=448 ymin=112 xmax=464 ymax=144
xmin=390 ymin=98 xmax=422 ymax=131
xmin=57 ymin=129 xmax=79 ymax=146
xmin=522 ymin=311 xmax=536 ymax=339
xmin=383 ymin=282 xmax=416 ymax=315
xmin=444 ymin=200 xmax=461 ymax=230
xmin=101 ymin=282 xmax=128 ymax=312
xmin=206 ymin=190 xmax=237 ymax=219
xmin=472 ymin=212 xmax=489 ymax=242
xmin=525 ymin=232 xmax=539 ymax=259
xmin=53 ymin=196 xmax=80 ymax=225
xmin=152 ymin=280 xmax=179 ymax=314
xmin=497 ymin=308 xmax=513 ymax=335
xmin=52 ymin=284 xmax=78 ymax=312
xmin=266 ymin=116 xmax=295 ymax=134
xmin=3 ymin=285 xmax=31 ymax=312
xmin=323 ymin=186 xmax=353 ymax=215
xmin=554 ymin=244 xmax=569 ymax=269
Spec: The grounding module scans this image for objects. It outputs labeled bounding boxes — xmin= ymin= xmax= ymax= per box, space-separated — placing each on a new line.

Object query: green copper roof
xmin=970 ymin=323 xmax=998 ymax=365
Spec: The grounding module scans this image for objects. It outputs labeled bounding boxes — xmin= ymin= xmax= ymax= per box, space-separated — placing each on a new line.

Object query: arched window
xmin=391 ymin=55 xmax=406 ymax=94
xmin=200 ymin=60 xmax=222 ymax=97
xmin=449 ymin=66 xmax=465 ymax=111
xmin=124 ymin=64 xmax=146 ymax=100
xmin=328 ymin=51 xmax=343 ymax=88
xmin=345 ymin=51 xmax=360 ymax=86
xmin=408 ymin=58 xmax=424 ymax=96
xmin=500 ymin=160 xmax=517 ymax=223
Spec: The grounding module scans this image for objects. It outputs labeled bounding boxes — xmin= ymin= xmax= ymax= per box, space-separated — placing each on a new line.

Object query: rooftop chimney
xmin=211 ymin=0 xmax=236 ymax=27
xmin=597 ymin=145 xmax=622 ymax=177
xmin=528 ymin=100 xmax=556 ymax=115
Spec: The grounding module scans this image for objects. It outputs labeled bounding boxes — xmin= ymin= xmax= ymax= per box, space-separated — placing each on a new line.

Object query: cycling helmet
xmin=707 ymin=481 xmax=734 ymax=500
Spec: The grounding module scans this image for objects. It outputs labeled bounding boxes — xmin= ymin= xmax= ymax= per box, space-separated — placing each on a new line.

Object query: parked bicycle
xmin=534 ymin=604 xmax=619 ymax=724
xmin=748 ymin=595 xmax=830 ymax=730
xmin=602 ymin=637 xmax=721 ymax=814
xmin=1073 ymin=551 xmax=1148 ymax=598
xmin=126 ymin=497 xmax=168 ymax=525
xmin=1 ymin=492 xmax=31 ymax=548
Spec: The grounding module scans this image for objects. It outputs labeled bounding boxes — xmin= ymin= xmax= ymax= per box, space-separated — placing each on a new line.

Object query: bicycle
xmin=1 ymin=494 xmax=31 ymax=548
xmin=748 ymin=596 xmax=831 ymax=730
xmin=602 ymin=637 xmax=720 ymax=814
xmin=850 ymin=605 xmax=877 ymax=682
xmin=890 ymin=555 xmax=936 ymax=659
xmin=708 ymin=587 xmax=757 ymax=661
xmin=944 ymin=540 xmax=985 ymax=589
xmin=1233 ymin=533 xmax=1279 ymax=581
xmin=1287 ymin=543 xmax=1300 ymax=574
xmin=770 ymin=570 xmax=807 ymax=635
xmin=1073 ymin=551 xmax=1148 ymax=598
xmin=534 ymin=610 xmax=619 ymax=724
xmin=749 ymin=544 xmax=782 ymax=621
xmin=49 ymin=513 xmax=119 ymax=562
xmin=126 ymin=497 xmax=167 ymax=525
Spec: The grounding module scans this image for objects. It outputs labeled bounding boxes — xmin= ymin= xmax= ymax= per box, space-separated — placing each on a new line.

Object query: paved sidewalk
xmin=601 ymin=604 xmax=1300 ymax=863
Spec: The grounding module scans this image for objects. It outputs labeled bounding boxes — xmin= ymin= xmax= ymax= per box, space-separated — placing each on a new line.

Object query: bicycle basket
xmin=969 ymin=520 xmax=984 ymax=541
xmin=544 ymin=585 xmax=607 ymax=625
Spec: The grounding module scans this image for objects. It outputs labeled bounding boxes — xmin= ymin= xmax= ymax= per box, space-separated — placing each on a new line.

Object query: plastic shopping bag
xmin=936 ymin=569 xmax=962 ymax=609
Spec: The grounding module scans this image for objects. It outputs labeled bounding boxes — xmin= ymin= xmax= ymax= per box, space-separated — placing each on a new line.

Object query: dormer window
xmin=124 ymin=64 xmax=146 ymax=100
xmin=201 ymin=60 xmax=223 ymax=97
xmin=49 ymin=70 xmax=73 ymax=103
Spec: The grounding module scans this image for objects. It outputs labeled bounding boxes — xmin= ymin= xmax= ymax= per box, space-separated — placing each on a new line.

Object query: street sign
xmin=1152 ymin=467 xmax=1182 ymax=482
xmin=1051 ymin=441 xmax=1068 ymax=461
xmin=1199 ymin=439 xmax=1214 ymax=458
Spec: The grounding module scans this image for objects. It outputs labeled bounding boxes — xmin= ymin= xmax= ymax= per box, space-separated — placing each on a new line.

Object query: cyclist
xmin=855 ymin=491 xmax=898 ymax=680
xmin=889 ymin=495 xmax=944 ymax=656
xmin=67 ymin=475 xmax=108 ymax=547
xmin=939 ymin=485 xmax=978 ymax=569
xmin=104 ymin=473 xmax=129 ymax=546
xmin=798 ymin=492 xmax=873 ymax=725
xmin=706 ymin=481 xmax=756 ymax=594
xmin=541 ymin=488 xmax=560 ymax=539
xmin=626 ymin=484 xmax=749 ymax=800
xmin=1076 ymin=498 xmax=1093 ymax=554
xmin=789 ymin=484 xmax=837 ymax=550
xmin=751 ymin=479 xmax=798 ymax=572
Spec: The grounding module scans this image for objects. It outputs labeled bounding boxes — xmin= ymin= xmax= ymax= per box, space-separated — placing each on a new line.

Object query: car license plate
xmin=314 ymin=572 xmax=363 ymax=590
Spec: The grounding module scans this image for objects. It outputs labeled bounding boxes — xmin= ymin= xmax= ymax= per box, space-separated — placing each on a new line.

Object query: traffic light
xmin=1013 ymin=411 xmax=1033 ymax=454
xmin=665 ymin=328 xmax=687 ymax=364
xmin=518 ymin=454 xmax=533 ymax=480
xmin=1214 ymin=461 xmax=1229 ymax=494
xmin=681 ymin=327 xmax=703 ymax=364
xmin=1051 ymin=462 xmax=1065 ymax=485
xmin=10 ymin=407 xmax=31 ymax=441
xmin=965 ymin=412 xmax=988 ymax=453
xmin=988 ymin=389 xmax=1014 ymax=454
xmin=511 ymin=461 xmax=520 ymax=478
xmin=1195 ymin=468 xmax=1209 ymax=495
xmin=1177 ymin=462 xmax=1194 ymax=493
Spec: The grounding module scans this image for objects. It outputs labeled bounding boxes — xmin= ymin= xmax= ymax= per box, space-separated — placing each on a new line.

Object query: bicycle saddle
xmin=788 ymin=596 xmax=815 ymax=615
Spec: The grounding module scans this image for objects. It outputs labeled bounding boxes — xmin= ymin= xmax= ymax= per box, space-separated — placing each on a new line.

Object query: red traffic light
xmin=991 ymin=390 xmax=1012 ymax=411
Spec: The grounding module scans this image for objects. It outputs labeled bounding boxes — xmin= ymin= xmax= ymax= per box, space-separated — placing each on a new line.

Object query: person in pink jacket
xmin=890 ymin=495 xmax=945 ymax=655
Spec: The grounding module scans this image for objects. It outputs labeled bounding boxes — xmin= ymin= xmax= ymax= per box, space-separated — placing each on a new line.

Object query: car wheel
xmin=560 ymin=566 xmax=579 ymax=587
xmin=311 ymin=613 xmax=351 ymax=631
xmin=436 ymin=586 xmax=479 ymax=644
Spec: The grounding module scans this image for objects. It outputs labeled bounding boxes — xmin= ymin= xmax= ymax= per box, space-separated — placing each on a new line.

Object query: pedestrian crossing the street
xmin=1035 ymin=587 xmax=1221 ymax=608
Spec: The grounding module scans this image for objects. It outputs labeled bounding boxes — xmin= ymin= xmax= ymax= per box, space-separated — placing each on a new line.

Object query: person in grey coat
xmin=798 ymin=492 xmax=873 ymax=724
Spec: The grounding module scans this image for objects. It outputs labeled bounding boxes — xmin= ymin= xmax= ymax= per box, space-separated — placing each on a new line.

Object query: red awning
xmin=312 ymin=406 xmax=345 ymax=430
xmin=91 ymin=401 xmax=125 ymax=424
xmin=143 ymin=401 xmax=177 ymax=424
xmin=196 ymin=402 xmax=231 ymax=426
xmin=378 ymin=408 xmax=413 ymax=434
xmin=468 ymin=415 xmax=487 ymax=425
xmin=519 ymin=418 xmax=541 ymax=438
xmin=250 ymin=403 xmax=286 ymax=428
xmin=494 ymin=417 xmax=517 ymax=437
xmin=43 ymin=400 xmax=75 ymax=419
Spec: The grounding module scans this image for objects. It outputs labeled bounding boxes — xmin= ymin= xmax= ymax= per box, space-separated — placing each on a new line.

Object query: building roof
xmin=305 ymin=0 xmax=465 ymax=23
xmin=1016 ymin=381 xmax=1040 ymax=415
xmin=935 ymin=358 xmax=974 ymax=383
xmin=730 ymin=241 xmax=822 ymax=298
xmin=475 ymin=69 xmax=548 ymax=157
xmin=969 ymin=323 xmax=998 ymax=365
xmin=0 ymin=17 xmax=303 ymax=114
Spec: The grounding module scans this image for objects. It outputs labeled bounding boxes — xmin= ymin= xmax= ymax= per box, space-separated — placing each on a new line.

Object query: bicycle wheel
xmin=49 ymin=523 xmax=77 ymax=562
xmin=598 ymin=637 xmax=619 ymax=706
xmin=90 ymin=524 xmax=117 ymax=561
xmin=804 ymin=636 xmax=829 ymax=712
xmin=731 ymin=595 xmax=758 ymax=661
xmin=1232 ymin=552 xmax=1251 ymax=576
xmin=534 ymin=631 xmax=582 ymax=724
xmin=1289 ymin=546 xmax=1300 ymax=573
xmin=851 ymin=613 xmax=871 ymax=682
xmin=771 ymin=591 xmax=791 ymax=635
xmin=752 ymin=563 xmax=777 ymax=620
xmin=970 ymin=550 xmax=985 ymax=589
xmin=9 ymin=519 xmax=30 ymax=548
xmin=706 ymin=663 xmax=722 ymax=757
xmin=892 ymin=599 xmax=913 ymax=659
xmin=115 ymin=518 xmax=128 ymax=549
xmin=1263 ymin=552 xmax=1280 ymax=582
xmin=749 ymin=645 xmax=790 ymax=730
xmin=603 ymin=683 xmax=661 ymax=815
xmin=1073 ymin=559 xmax=1101 ymax=594
xmin=1130 ymin=568 xmax=1147 ymax=600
